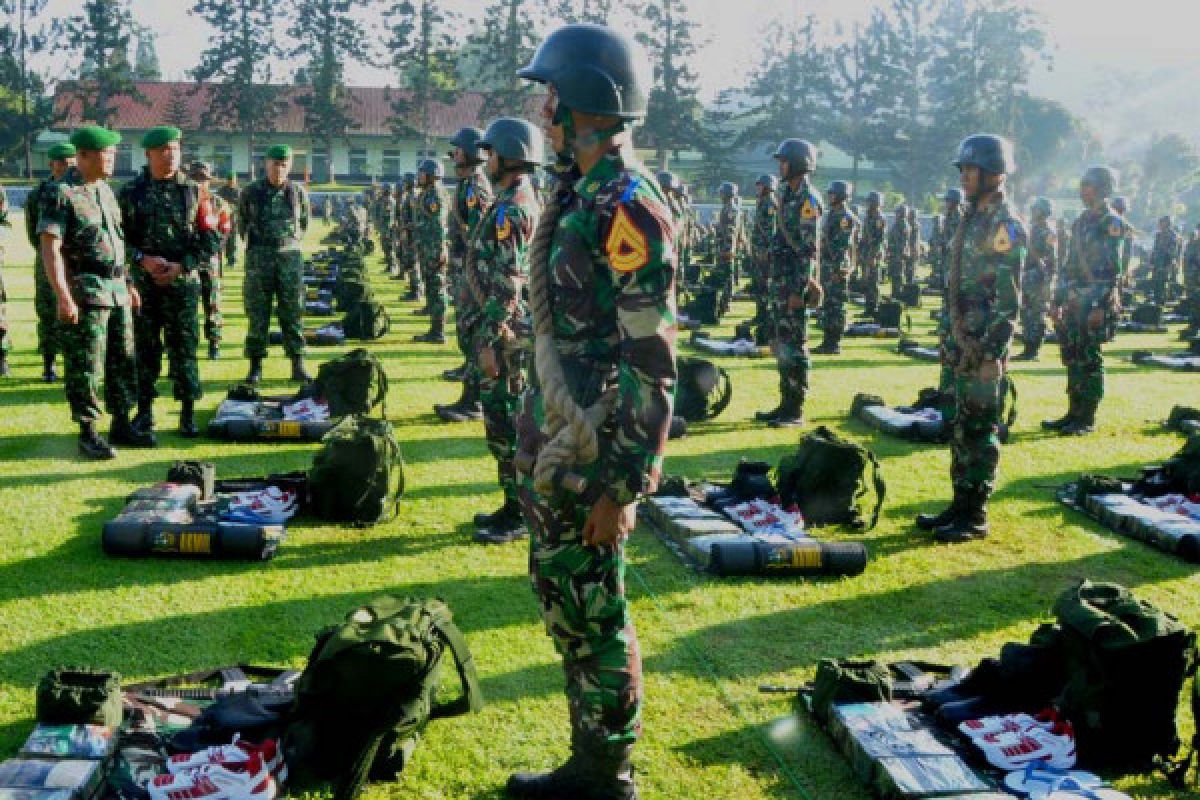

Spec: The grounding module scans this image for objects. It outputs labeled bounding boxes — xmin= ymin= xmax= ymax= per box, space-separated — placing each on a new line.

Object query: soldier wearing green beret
xmin=238 ymin=144 xmax=311 ymax=383
xmin=25 ymin=143 xmax=77 ymax=381
xmin=39 ymin=127 xmax=150 ymax=458
xmin=118 ymin=126 xmax=221 ymax=439
xmin=189 ymin=160 xmax=235 ymax=360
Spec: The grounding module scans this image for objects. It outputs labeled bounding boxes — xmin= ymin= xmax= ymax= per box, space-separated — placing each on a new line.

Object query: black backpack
xmin=315 ymin=349 xmax=389 ymax=418
xmin=775 ymin=426 xmax=886 ymax=529
xmin=342 ymin=300 xmax=391 ymax=341
xmin=1163 ymin=433 xmax=1200 ymax=495
xmin=876 ymin=299 xmax=904 ymax=328
xmin=899 ymin=282 xmax=922 ymax=308
xmin=308 ymin=416 xmax=404 ymax=526
xmin=674 ymin=356 xmax=732 ymax=423
xmin=1132 ymin=303 xmax=1163 ymax=326
xmin=284 ymin=597 xmax=483 ymax=800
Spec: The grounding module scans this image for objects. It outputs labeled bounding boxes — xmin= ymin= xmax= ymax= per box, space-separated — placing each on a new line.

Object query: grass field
xmin=1 ymin=217 xmax=1197 ymax=800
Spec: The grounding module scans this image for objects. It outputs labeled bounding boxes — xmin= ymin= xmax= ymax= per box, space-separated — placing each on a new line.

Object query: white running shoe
xmin=150 ymin=752 xmax=278 ymax=800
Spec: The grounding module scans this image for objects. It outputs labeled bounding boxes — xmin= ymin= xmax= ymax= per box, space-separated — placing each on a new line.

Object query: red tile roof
xmin=53 ymin=81 xmax=543 ymax=138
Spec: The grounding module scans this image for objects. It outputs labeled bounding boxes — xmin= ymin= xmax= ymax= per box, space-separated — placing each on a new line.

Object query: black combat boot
xmin=1059 ymin=403 xmax=1096 ymax=436
xmin=208 ymin=341 xmax=220 ymax=361
xmin=245 ymin=357 xmax=263 ymax=384
xmin=507 ymin=743 xmax=637 ymax=800
xmin=916 ymin=488 xmax=964 ymax=531
xmin=1041 ymin=396 xmax=1076 ymax=431
xmin=0 ymin=350 xmax=9 ymax=377
xmin=110 ymin=412 xmax=157 ymax=448
xmin=474 ymin=500 xmax=526 ymax=544
xmin=179 ymin=399 xmax=200 ymax=438
xmin=768 ymin=389 xmax=805 ymax=428
xmin=290 ymin=355 xmax=313 ymax=383
xmin=78 ymin=421 xmax=116 ymax=460
xmin=130 ymin=401 xmax=157 ymax=441
xmin=1011 ymin=341 xmax=1039 ymax=361
xmin=934 ymin=489 xmax=989 ymax=543
xmin=42 ymin=354 xmax=59 ymax=382
xmin=442 ymin=362 xmax=467 ymax=382
xmin=754 ymin=400 xmax=787 ymax=423
xmin=435 ymin=380 xmax=483 ymax=422
xmin=414 ymin=317 xmax=446 ymax=344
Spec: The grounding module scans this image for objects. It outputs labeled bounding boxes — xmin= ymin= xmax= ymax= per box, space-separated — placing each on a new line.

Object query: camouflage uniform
xmin=905 ymin=208 xmax=920 ymax=285
xmin=378 ymin=189 xmax=397 ymax=274
xmin=26 ymin=177 xmax=62 ymax=364
xmin=118 ymin=169 xmax=221 ymax=409
xmin=750 ymin=189 xmax=778 ymax=338
xmin=238 ymin=177 xmax=310 ymax=358
xmin=1019 ymin=216 xmax=1057 ymax=356
xmin=38 ymin=169 xmax=137 ymax=423
xmin=415 ymin=182 xmax=450 ymax=332
xmin=1184 ymin=231 xmax=1200 ymax=333
xmin=451 ymin=171 xmax=493 ymax=379
xmin=0 ymin=188 xmax=9 ymax=364
xmin=199 ymin=191 xmax=233 ymax=351
xmin=886 ymin=211 xmax=909 ymax=298
xmin=713 ymin=199 xmax=742 ymax=311
xmin=516 ymin=153 xmax=676 ymax=757
xmin=216 ymin=183 xmax=240 ymax=267
xmin=770 ymin=178 xmax=822 ymax=413
xmin=858 ymin=206 xmax=886 ymax=314
xmin=1149 ymin=225 xmax=1183 ymax=305
xmin=937 ymin=203 xmax=966 ymax=419
xmin=928 ymin=215 xmax=945 ymax=288
xmin=398 ymin=184 xmax=422 ymax=297
xmin=819 ymin=203 xmax=858 ymax=348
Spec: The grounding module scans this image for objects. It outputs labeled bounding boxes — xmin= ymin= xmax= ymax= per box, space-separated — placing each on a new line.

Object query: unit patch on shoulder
xmin=1110 ymin=222 xmax=1123 ymax=237
xmin=993 ymin=224 xmax=1013 ymax=254
xmin=496 ymin=215 xmax=512 ymax=241
xmin=606 ymin=206 xmax=651 ymax=273
xmin=801 ymin=198 xmax=818 ymax=219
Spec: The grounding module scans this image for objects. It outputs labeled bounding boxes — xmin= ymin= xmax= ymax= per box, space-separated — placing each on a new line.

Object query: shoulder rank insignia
xmin=606 ymin=206 xmax=650 ymax=273
xmin=840 ymin=217 xmax=851 ymax=230
xmin=993 ymin=224 xmax=1013 ymax=254
xmin=496 ymin=205 xmax=512 ymax=241
xmin=801 ymin=198 xmax=818 ymax=220
xmin=1109 ymin=222 xmax=1123 ymax=237
xmin=427 ymin=198 xmax=439 ymax=213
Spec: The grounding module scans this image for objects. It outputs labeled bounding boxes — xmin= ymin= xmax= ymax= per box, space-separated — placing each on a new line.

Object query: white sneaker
xmin=978 ymin=723 xmax=1076 ymax=771
xmin=150 ymin=753 xmax=277 ymax=800
xmin=167 ymin=736 xmax=286 ymax=780
xmin=959 ymin=709 xmax=1056 ymax=740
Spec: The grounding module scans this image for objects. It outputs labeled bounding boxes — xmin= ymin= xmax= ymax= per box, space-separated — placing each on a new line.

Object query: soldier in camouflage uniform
xmin=25 ymin=143 xmax=77 ymax=381
xmin=905 ymin=205 xmax=920 ymax=287
xmin=858 ymin=191 xmax=886 ymax=316
xmin=886 ymin=205 xmax=910 ymax=299
xmin=1112 ymin=196 xmax=1134 ymax=281
xmin=1043 ymin=166 xmax=1125 ymax=437
xmin=508 ymin=25 xmax=676 ymax=800
xmin=1056 ymin=216 xmax=1070 ymax=269
xmin=1183 ymin=223 xmax=1200 ymax=336
xmin=756 ymin=139 xmax=822 ymax=428
xmin=916 ymin=134 xmax=1024 ymax=543
xmin=187 ymin=161 xmax=234 ymax=361
xmin=397 ymin=172 xmax=422 ymax=301
xmin=928 ymin=214 xmax=944 ymax=288
xmin=377 ymin=184 xmax=397 ymax=276
xmin=1012 ymin=197 xmax=1057 ymax=361
xmin=713 ymin=182 xmax=743 ymax=314
xmin=814 ymin=180 xmax=857 ymax=355
xmin=934 ymin=188 xmax=967 ymax=424
xmin=0 ymin=185 xmax=10 ymax=377
xmin=39 ymin=127 xmax=152 ymax=458
xmin=238 ymin=144 xmax=312 ymax=383
xmin=468 ymin=118 xmax=543 ymax=544
xmin=216 ymin=174 xmax=240 ymax=268
xmin=435 ymin=128 xmax=493 ymax=422
xmin=412 ymin=159 xmax=450 ymax=345
xmin=749 ymin=174 xmax=778 ymax=344
xmin=118 ymin=126 xmax=222 ymax=439
xmin=1149 ymin=215 xmax=1183 ymax=306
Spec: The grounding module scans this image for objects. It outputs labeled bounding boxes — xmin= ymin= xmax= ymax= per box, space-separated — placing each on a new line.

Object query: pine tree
xmin=59 ymin=0 xmax=142 ymax=126
xmin=737 ymin=15 xmax=829 ymax=159
xmin=162 ymin=84 xmax=192 ymax=130
xmin=695 ymin=89 xmax=741 ymax=190
xmin=134 ymin=28 xmax=161 ymax=81
xmin=636 ymin=0 xmax=703 ymax=170
xmin=190 ymin=0 xmax=287 ymax=180
xmin=386 ymin=0 xmax=461 ymax=148
xmin=824 ymin=14 xmax=891 ymax=186
xmin=543 ymin=0 xmax=621 ymax=24
xmin=469 ymin=0 xmax=541 ymax=120
xmin=0 ymin=0 xmax=56 ymax=176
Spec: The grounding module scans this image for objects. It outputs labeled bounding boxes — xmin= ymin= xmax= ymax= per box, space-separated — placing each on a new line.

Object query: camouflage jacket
xmin=751 ymin=193 xmax=777 ymax=253
xmin=858 ymin=209 xmax=886 ymax=262
xmin=25 ymin=176 xmax=58 ymax=249
xmin=820 ymin=205 xmax=858 ymax=276
xmin=715 ymin=201 xmax=743 ymax=260
xmin=118 ymin=168 xmax=221 ymax=276
xmin=928 ymin=216 xmax=944 ymax=267
xmin=907 ymin=218 xmax=921 ymax=261
xmin=1150 ymin=228 xmax=1183 ymax=271
xmin=942 ymin=206 xmax=964 ymax=263
xmin=771 ymin=177 xmax=822 ymax=288
xmin=544 ymin=152 xmax=677 ymax=506
xmin=474 ymin=175 xmax=540 ymax=347
xmin=947 ymin=190 xmax=1026 ymax=362
xmin=451 ymin=171 xmax=492 ymax=258
xmin=37 ymin=168 xmax=129 ymax=307
xmin=1185 ymin=237 xmax=1200 ymax=289
xmin=886 ymin=217 xmax=909 ymax=263
xmin=414 ymin=183 xmax=449 ymax=262
xmin=205 ymin=192 xmax=235 ymax=268
xmin=377 ymin=193 xmax=396 ymax=232
xmin=1026 ymin=218 xmax=1057 ymax=288
xmin=1058 ymin=202 xmax=1124 ymax=305
xmin=238 ymin=178 xmax=309 ymax=251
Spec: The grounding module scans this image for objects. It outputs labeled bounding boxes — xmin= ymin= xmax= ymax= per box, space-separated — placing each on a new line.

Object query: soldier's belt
xmin=69 ymin=260 xmax=125 ymax=279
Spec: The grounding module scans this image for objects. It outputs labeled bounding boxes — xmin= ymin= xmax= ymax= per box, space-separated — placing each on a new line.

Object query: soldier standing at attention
xmin=714 ymin=181 xmax=743 ymax=314
xmin=412 ymin=159 xmax=450 ymax=345
xmin=1056 ymin=216 xmax=1070 ymax=269
xmin=119 ymin=126 xmax=221 ymax=439
xmin=1183 ymin=223 xmax=1200 ymax=337
xmin=1111 ymin=196 xmax=1134 ymax=282
xmin=814 ymin=180 xmax=857 ymax=355
xmin=1149 ymin=215 xmax=1183 ymax=306
xmin=858 ymin=190 xmax=886 ymax=316
xmin=933 ymin=187 xmax=967 ymax=425
xmin=905 ymin=205 xmax=920 ymax=287
xmin=1043 ymin=167 xmax=1125 ymax=437
xmin=398 ymin=172 xmax=422 ymax=301
xmin=187 ymin=161 xmax=234 ymax=361
xmin=468 ymin=118 xmax=542 ymax=544
xmin=886 ymin=204 xmax=909 ymax=299
xmin=750 ymin=174 xmax=778 ymax=344
xmin=928 ymin=213 xmax=944 ymax=289
xmin=756 ymin=139 xmax=822 ymax=428
xmin=39 ymin=127 xmax=152 ymax=457
xmin=216 ymin=173 xmax=241 ymax=268
xmin=0 ymin=185 xmax=10 ymax=377
xmin=377 ymin=184 xmax=397 ymax=277
xmin=238 ymin=144 xmax=311 ymax=384
xmin=26 ymin=143 xmax=77 ymax=381
xmin=1012 ymin=197 xmax=1056 ymax=362
xmin=916 ymin=134 xmax=1024 ymax=543
xmin=508 ymin=23 xmax=676 ymax=800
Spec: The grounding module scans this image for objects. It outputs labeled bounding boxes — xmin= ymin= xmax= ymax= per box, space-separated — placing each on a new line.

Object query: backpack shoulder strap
xmin=428 ymin=613 xmax=484 ymax=720
xmin=1004 ymin=376 xmax=1018 ymax=429
xmin=863 ymin=445 xmax=886 ymax=530
xmin=706 ymin=365 xmax=733 ymax=420
xmin=1161 ymin=636 xmax=1199 ymax=787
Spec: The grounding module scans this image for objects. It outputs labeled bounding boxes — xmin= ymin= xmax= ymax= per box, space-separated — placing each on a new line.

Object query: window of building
xmin=349 ymin=148 xmax=368 ymax=176
xmin=382 ymin=149 xmax=401 ymax=178
xmin=115 ymin=144 xmax=133 ymax=176
xmin=312 ymin=146 xmax=330 ymax=182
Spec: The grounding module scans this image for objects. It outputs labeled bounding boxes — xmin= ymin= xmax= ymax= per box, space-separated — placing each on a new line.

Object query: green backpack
xmin=1167 ymin=405 xmax=1200 ymax=432
xmin=1164 ymin=433 xmax=1200 ymax=495
xmin=336 ymin=270 xmax=373 ymax=312
xmin=342 ymin=300 xmax=391 ymax=341
xmin=776 ymin=426 xmax=886 ymax=529
xmin=309 ymin=416 xmax=404 ymax=526
xmin=876 ymin=299 xmax=904 ymax=328
xmin=810 ymin=659 xmax=893 ymax=723
xmin=315 ymin=349 xmax=389 ymax=419
xmin=284 ymin=596 xmax=483 ymax=800
xmin=674 ymin=356 xmax=732 ymax=422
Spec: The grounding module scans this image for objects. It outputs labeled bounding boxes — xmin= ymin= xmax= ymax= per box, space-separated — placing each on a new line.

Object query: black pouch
xmin=37 ymin=667 xmax=123 ymax=727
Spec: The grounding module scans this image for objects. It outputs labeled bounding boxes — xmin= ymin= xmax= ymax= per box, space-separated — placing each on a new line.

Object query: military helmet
xmin=755 ymin=173 xmax=777 ymax=191
xmin=381 ymin=182 xmax=392 ymax=192
xmin=1031 ymin=197 xmax=1054 ymax=217
xmin=656 ymin=170 xmax=678 ymax=192
xmin=402 ymin=172 xmax=415 ymax=187
xmin=417 ymin=158 xmax=443 ymax=179
xmin=518 ymin=24 xmax=649 ymax=120
xmin=944 ymin=188 xmax=965 ymax=204
xmin=1161 ymin=215 xmax=1174 ymax=226
xmin=772 ymin=138 xmax=817 ymax=174
xmin=1081 ymin=166 xmax=1119 ymax=197
xmin=718 ymin=181 xmax=738 ymax=199
xmin=952 ymin=133 xmax=1015 ymax=175
xmin=448 ymin=127 xmax=486 ymax=163
xmin=866 ymin=190 xmax=883 ymax=206
xmin=480 ymin=117 xmax=545 ymax=165
xmin=826 ymin=180 xmax=852 ymax=201
xmin=1112 ymin=195 xmax=1129 ymax=213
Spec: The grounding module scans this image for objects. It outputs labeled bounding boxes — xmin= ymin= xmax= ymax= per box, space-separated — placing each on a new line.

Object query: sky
xmin=33 ymin=0 xmax=1200 ymax=153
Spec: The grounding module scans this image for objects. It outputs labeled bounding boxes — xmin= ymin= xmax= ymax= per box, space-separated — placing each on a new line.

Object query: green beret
xmin=47 ymin=143 xmax=77 ymax=161
xmin=266 ymin=144 xmax=292 ymax=160
xmin=69 ymin=126 xmax=121 ymax=151
xmin=141 ymin=125 xmax=182 ymax=149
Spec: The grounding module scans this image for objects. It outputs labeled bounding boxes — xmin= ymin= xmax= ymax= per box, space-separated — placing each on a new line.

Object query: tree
xmin=543 ymin=0 xmax=621 ymax=24
xmin=190 ymin=0 xmax=288 ymax=180
xmin=59 ymin=0 xmax=142 ymax=126
xmin=824 ymin=14 xmax=891 ymax=186
xmin=469 ymin=0 xmax=541 ymax=120
xmin=695 ymin=88 xmax=741 ymax=190
xmin=636 ymin=0 xmax=703 ymax=170
xmin=0 ymin=0 xmax=57 ymax=177
xmin=134 ymin=27 xmax=161 ymax=80
xmin=386 ymin=0 xmax=461 ymax=148
xmin=1140 ymin=132 xmax=1200 ymax=220
xmin=1012 ymin=94 xmax=1094 ymax=195
xmin=162 ymin=84 xmax=192 ymax=131
xmin=289 ymin=0 xmax=380 ymax=182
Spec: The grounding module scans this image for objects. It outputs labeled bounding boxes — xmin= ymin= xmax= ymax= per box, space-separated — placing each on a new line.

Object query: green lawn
xmin=1 ymin=220 xmax=1197 ymax=800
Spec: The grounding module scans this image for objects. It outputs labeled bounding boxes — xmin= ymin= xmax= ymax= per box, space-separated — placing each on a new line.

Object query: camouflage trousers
xmin=199 ymin=265 xmax=223 ymax=345
xmin=862 ymin=257 xmax=881 ymax=313
xmin=950 ymin=364 xmax=1004 ymax=495
xmin=903 ymin=256 xmax=916 ymax=286
xmin=821 ymin=272 xmax=848 ymax=341
xmin=887 ymin=258 xmax=904 ymax=297
xmin=34 ymin=255 xmax=60 ymax=359
xmin=749 ymin=253 xmax=771 ymax=327
xmin=771 ymin=283 xmax=810 ymax=408
xmin=713 ymin=257 xmax=735 ymax=311
xmin=380 ymin=231 xmax=395 ymax=270
xmin=1056 ymin=290 xmax=1109 ymax=411
xmin=1151 ymin=268 xmax=1175 ymax=306
xmin=224 ymin=230 xmax=239 ymax=267
xmin=481 ymin=346 xmax=526 ymax=506
xmin=1020 ymin=281 xmax=1049 ymax=353
xmin=420 ymin=249 xmax=448 ymax=325
xmin=1186 ymin=284 xmax=1200 ymax=331
xmin=400 ymin=238 xmax=423 ymax=295
xmin=61 ymin=299 xmax=137 ymax=424
xmin=937 ymin=315 xmax=958 ymax=426
xmin=244 ymin=248 xmax=305 ymax=359
xmin=134 ymin=274 xmax=202 ymax=405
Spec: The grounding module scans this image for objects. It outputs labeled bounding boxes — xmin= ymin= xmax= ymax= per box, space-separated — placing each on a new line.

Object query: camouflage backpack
xmin=308 ymin=416 xmax=404 ymax=526
xmin=1164 ymin=433 xmax=1200 ymax=495
xmin=674 ymin=356 xmax=732 ymax=423
xmin=336 ymin=272 xmax=373 ymax=312
xmin=315 ymin=349 xmax=389 ymax=418
xmin=342 ymin=300 xmax=391 ymax=341
xmin=776 ymin=426 xmax=886 ymax=529
xmin=876 ymin=299 xmax=904 ymax=328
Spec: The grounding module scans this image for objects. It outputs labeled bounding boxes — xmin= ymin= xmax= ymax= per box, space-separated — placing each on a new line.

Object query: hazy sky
xmin=34 ymin=0 xmax=1200 ymax=150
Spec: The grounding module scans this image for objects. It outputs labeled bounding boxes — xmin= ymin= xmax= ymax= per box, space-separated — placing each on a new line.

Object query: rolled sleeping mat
xmin=708 ymin=539 xmax=868 ymax=577
xmin=102 ymin=519 xmax=284 ymax=560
